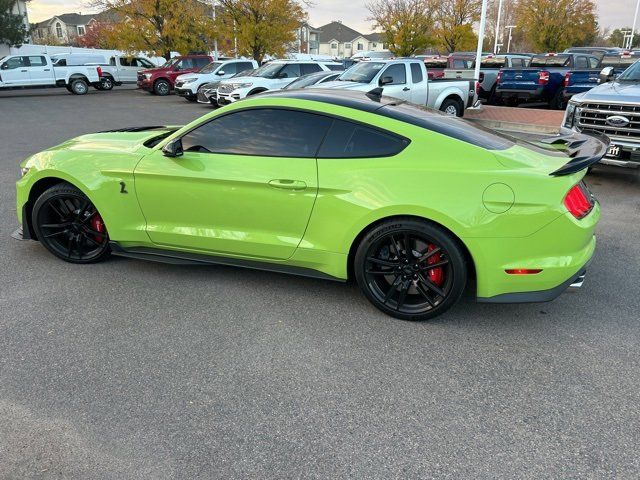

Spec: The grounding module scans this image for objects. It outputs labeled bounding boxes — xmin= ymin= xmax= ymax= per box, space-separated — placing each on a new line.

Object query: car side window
xmin=238 ymin=62 xmax=254 ymax=72
xmin=195 ymin=58 xmax=210 ymax=68
xmin=181 ymin=108 xmax=332 ymax=158
xmin=279 ymin=63 xmax=301 ymax=78
xmin=317 ymin=119 xmax=409 ymax=158
xmin=575 ymin=56 xmax=588 ymax=69
xmin=177 ymin=58 xmax=194 ymax=70
xmin=109 ymin=57 xmax=116 ymax=66
xmin=27 ymin=56 xmax=47 ymax=67
xmin=3 ymin=56 xmax=26 ymax=69
xmin=589 ymin=57 xmax=599 ymax=68
xmin=410 ymin=63 xmax=423 ymax=83
xmin=301 ymin=63 xmax=322 ymax=75
xmin=222 ymin=63 xmax=236 ymax=75
xmin=119 ymin=57 xmax=132 ymax=67
xmin=381 ymin=64 xmax=406 ymax=85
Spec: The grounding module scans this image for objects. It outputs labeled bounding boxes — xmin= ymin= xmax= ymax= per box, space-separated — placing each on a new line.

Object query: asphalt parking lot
xmin=1 ymin=86 xmax=639 ymax=479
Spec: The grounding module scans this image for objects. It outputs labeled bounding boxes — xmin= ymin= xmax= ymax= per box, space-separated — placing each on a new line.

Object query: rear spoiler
xmin=540 ymin=130 xmax=610 ymax=176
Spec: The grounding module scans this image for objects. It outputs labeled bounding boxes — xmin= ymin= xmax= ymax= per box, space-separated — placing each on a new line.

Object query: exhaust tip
xmin=569 ymin=273 xmax=586 ymax=289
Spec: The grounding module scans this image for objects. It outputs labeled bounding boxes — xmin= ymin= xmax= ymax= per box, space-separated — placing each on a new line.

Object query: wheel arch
xmin=247 ymin=87 xmax=268 ymax=96
xmin=346 ymin=214 xmax=476 ymax=284
xmin=433 ymin=88 xmax=464 ymax=111
xmin=68 ymin=73 xmax=90 ymax=83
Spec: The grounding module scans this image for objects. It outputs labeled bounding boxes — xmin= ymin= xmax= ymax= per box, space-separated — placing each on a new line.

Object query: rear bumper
xmin=495 ymin=87 xmax=545 ymax=100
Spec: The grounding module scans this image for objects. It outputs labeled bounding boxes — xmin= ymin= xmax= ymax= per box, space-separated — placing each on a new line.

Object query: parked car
xmin=443 ymin=54 xmax=531 ymax=102
xmin=310 ymin=58 xmax=476 ymax=116
xmin=137 ymin=55 xmax=213 ymax=95
xmin=562 ymin=52 xmax=638 ymax=103
xmin=216 ymin=60 xmax=342 ymax=105
xmin=0 ymin=53 xmax=102 ymax=95
xmin=196 ymin=69 xmax=256 ymax=106
xmin=416 ymin=55 xmax=448 ymax=80
xmin=174 ymin=58 xmax=258 ymax=101
xmin=563 ymin=46 xmax=623 ymax=60
xmin=495 ymin=52 xmax=600 ymax=108
xmin=282 ymin=71 xmax=342 ymax=89
xmin=561 ymin=59 xmax=640 ymax=168
xmin=15 ymin=90 xmax=606 ymax=320
xmin=52 ymin=54 xmax=156 ymax=90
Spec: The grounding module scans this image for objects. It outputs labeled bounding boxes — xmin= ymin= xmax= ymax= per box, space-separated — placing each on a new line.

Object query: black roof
xmin=261 ymin=89 xmax=514 ymax=151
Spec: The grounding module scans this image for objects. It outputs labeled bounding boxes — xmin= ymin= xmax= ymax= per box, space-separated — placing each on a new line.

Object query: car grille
xmin=217 ymin=84 xmax=235 ymax=94
xmin=576 ymin=103 xmax=640 ymax=139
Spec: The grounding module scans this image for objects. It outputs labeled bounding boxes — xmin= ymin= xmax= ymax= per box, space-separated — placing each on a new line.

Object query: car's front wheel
xmin=154 ymin=79 xmax=171 ymax=96
xmin=32 ymin=183 xmax=110 ymax=263
xmin=100 ymin=75 xmax=114 ymax=90
xmin=354 ymin=219 xmax=467 ymax=321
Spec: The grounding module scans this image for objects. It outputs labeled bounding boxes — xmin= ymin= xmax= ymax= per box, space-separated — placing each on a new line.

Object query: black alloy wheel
xmin=154 ymin=79 xmax=171 ymax=96
xmin=32 ymin=184 xmax=111 ymax=263
xmin=355 ymin=219 xmax=467 ymax=321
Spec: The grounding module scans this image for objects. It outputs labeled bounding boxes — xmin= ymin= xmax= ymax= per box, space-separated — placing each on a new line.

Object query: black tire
xmin=354 ymin=219 xmax=467 ymax=321
xmin=32 ymin=183 xmax=110 ymax=264
xmin=69 ymin=78 xmax=89 ymax=95
xmin=100 ymin=76 xmax=114 ymax=90
xmin=439 ymin=98 xmax=462 ymax=117
xmin=153 ymin=79 xmax=171 ymax=96
xmin=550 ymin=91 xmax=565 ymax=110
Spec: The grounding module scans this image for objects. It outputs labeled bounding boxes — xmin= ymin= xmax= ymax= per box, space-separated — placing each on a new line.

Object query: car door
xmin=378 ymin=63 xmax=410 ymax=101
xmin=117 ymin=57 xmax=135 ymax=82
xmin=408 ymin=62 xmax=427 ymax=105
xmin=0 ymin=56 xmax=30 ymax=85
xmin=26 ymin=55 xmax=52 ymax=85
xmin=134 ymin=108 xmax=332 ymax=259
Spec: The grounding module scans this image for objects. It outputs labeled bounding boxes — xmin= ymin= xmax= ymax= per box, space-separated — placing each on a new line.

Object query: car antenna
xmin=366 ymin=87 xmax=383 ymax=102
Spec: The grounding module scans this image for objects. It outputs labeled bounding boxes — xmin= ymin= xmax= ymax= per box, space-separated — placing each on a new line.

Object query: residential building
xmin=316 ymin=21 xmax=388 ymax=59
xmin=32 ymin=13 xmax=98 ymax=45
xmin=293 ymin=23 xmax=321 ymax=55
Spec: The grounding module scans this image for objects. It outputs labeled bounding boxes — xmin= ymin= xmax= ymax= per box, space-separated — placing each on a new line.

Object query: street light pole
xmin=505 ymin=25 xmax=516 ymax=53
xmin=631 ymin=0 xmax=640 ymax=50
xmin=212 ymin=0 xmax=218 ymax=61
xmin=474 ymin=0 xmax=489 ymax=87
xmin=493 ymin=0 xmax=504 ymax=54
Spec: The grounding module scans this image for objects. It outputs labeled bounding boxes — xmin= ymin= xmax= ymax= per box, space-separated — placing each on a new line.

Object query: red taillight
xmin=563 ymin=72 xmax=571 ymax=87
xmin=538 ymin=70 xmax=550 ymax=85
xmin=496 ymin=70 xmax=503 ymax=84
xmin=563 ymin=183 xmax=593 ymax=219
xmin=475 ymin=81 xmax=481 ymax=94
xmin=97 ymin=66 xmax=103 ymax=77
xmin=505 ymin=269 xmax=543 ymax=275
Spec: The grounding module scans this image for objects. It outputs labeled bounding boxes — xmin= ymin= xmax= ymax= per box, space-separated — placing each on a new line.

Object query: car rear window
xmin=530 ymin=55 xmax=571 ymax=67
xmin=601 ymin=56 xmax=637 ymax=68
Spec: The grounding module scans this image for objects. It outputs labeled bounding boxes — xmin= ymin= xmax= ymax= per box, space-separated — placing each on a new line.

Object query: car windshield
xmin=601 ymin=56 xmax=638 ymax=69
xmin=199 ymin=61 xmax=222 ymax=74
xmin=247 ymin=63 xmax=284 ymax=79
xmin=338 ymin=62 xmax=385 ymax=83
xmin=284 ymin=73 xmax=331 ymax=89
xmin=530 ymin=55 xmax=571 ymax=67
xmin=161 ymin=58 xmax=180 ymax=68
xmin=617 ymin=60 xmax=640 ymax=81
xmin=473 ymin=57 xmax=508 ymax=68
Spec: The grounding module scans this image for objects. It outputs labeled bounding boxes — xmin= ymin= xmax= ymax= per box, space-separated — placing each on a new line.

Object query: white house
xmin=316 ymin=21 xmax=388 ymax=59
xmin=32 ymin=13 xmax=98 ymax=45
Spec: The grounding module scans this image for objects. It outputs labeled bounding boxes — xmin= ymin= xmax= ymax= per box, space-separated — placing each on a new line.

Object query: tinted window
xmin=410 ymin=63 xmax=423 ymax=83
xmin=318 ymin=119 xmax=408 ymax=158
xmin=325 ymin=63 xmax=343 ymax=71
xmin=301 ymin=63 xmax=322 ymax=75
xmin=222 ymin=62 xmax=236 ymax=74
xmin=178 ymin=58 xmax=194 ymax=70
xmin=575 ymin=56 xmax=588 ymax=68
xmin=181 ymin=108 xmax=332 ymax=157
xmin=237 ymin=62 xmax=254 ymax=72
xmin=195 ymin=58 xmax=210 ymax=68
xmin=279 ymin=63 xmax=301 ymax=78
xmin=53 ymin=58 xmax=67 ymax=66
xmin=381 ymin=64 xmax=406 ymax=85
xmin=530 ymin=55 xmax=570 ymax=67
xmin=109 ymin=57 xmax=116 ymax=66
xmin=119 ymin=57 xmax=133 ymax=67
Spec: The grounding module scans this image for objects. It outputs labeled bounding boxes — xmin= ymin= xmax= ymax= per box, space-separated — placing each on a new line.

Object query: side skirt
xmin=109 ymin=242 xmax=345 ymax=282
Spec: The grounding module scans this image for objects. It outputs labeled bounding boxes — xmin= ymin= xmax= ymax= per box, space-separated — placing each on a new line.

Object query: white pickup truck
xmin=0 ymin=53 xmax=102 ymax=94
xmin=310 ymin=59 xmax=476 ymax=116
xmin=52 ymin=54 xmax=156 ymax=90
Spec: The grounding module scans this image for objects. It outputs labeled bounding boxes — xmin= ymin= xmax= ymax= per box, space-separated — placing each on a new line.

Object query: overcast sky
xmin=27 ymin=0 xmax=632 ymax=34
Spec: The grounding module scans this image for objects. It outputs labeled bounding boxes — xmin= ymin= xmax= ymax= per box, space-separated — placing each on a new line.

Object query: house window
xmin=331 ymin=43 xmax=338 ymax=49
xmin=56 ymin=23 xmax=63 ymax=38
xmin=357 ymin=43 xmax=363 ymax=50
xmin=372 ymin=43 xmax=377 ymax=48
xmin=345 ymin=43 xmax=352 ymax=49
xmin=77 ymin=26 xmax=85 ymax=35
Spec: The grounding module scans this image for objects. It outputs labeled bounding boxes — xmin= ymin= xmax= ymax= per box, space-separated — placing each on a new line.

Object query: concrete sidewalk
xmin=466 ymin=105 xmax=564 ymax=134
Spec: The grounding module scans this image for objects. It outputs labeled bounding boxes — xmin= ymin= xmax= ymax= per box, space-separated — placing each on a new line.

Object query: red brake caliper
xmin=90 ymin=213 xmax=105 ymax=243
xmin=426 ymin=244 xmax=444 ymax=286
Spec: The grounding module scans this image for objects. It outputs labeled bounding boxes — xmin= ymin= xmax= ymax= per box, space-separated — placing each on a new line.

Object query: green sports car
xmin=15 ymin=90 xmax=608 ymax=320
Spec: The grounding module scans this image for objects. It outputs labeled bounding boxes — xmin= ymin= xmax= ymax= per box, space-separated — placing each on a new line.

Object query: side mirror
xmin=216 ymin=70 xmax=225 ymax=76
xmin=599 ymin=66 xmax=614 ymax=84
xmin=162 ymin=138 xmax=183 ymax=158
xmin=0 ymin=63 xmax=8 ymax=70
xmin=379 ymin=76 xmax=393 ymax=86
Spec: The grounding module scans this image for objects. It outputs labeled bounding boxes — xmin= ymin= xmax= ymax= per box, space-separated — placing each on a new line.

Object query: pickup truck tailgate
xmin=498 ymin=68 xmax=541 ymax=91
xmin=565 ymin=70 xmax=599 ymax=94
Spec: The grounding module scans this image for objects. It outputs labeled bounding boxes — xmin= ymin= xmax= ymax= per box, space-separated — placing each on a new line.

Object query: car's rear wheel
xmin=32 ymin=184 xmax=110 ymax=263
xmin=354 ymin=219 xmax=467 ymax=321
xmin=154 ymin=79 xmax=171 ymax=96
xmin=439 ymin=98 xmax=462 ymax=117
xmin=70 ymin=78 xmax=89 ymax=95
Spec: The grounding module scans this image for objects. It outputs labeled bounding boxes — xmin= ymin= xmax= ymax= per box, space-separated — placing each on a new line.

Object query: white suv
xmin=174 ymin=59 xmax=258 ymax=101
xmin=217 ymin=60 xmax=342 ymax=105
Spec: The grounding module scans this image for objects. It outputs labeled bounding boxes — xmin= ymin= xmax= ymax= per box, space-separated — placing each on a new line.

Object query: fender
xmin=432 ymin=85 xmax=466 ymax=110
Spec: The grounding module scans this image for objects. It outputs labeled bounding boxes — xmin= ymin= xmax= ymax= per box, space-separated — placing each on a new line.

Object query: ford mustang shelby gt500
xmin=15 ymin=89 xmax=607 ymax=320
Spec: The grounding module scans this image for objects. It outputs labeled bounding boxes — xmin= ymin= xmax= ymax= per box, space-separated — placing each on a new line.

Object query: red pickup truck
xmin=137 ymin=55 xmax=213 ymax=95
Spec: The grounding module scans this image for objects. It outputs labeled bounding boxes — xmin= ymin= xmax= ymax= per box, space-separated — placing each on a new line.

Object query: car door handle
xmin=44 ymin=69 xmax=50 ymax=71
xmin=268 ymin=179 xmax=307 ymax=190
xmin=20 ymin=69 xmax=27 ymax=72
xmin=402 ymin=87 xmax=410 ymax=91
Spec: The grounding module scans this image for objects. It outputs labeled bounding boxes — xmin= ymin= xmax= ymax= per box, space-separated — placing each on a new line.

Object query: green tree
xmin=515 ymin=0 xmax=599 ymax=52
xmin=0 ymin=0 xmax=30 ymax=45
xmin=431 ymin=0 xmax=481 ymax=53
xmin=89 ymin=0 xmax=218 ymax=60
xmin=366 ymin=0 xmax=435 ymax=57
xmin=609 ymin=28 xmax=640 ymax=49
xmin=215 ymin=0 xmax=306 ymax=62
